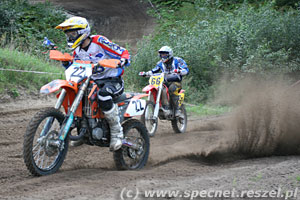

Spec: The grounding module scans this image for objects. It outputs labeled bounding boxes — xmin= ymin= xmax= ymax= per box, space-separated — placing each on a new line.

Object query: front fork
xmin=58 ymin=77 xmax=91 ymax=141
xmin=40 ymin=77 xmax=90 ymax=150
xmin=39 ymin=89 xmax=67 ymax=137
xmin=153 ymin=87 xmax=162 ymax=121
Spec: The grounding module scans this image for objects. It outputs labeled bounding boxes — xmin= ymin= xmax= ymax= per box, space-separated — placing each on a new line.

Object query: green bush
xmin=148 ymin=0 xmax=299 ymax=10
xmin=0 ymin=0 xmax=67 ymax=54
xmin=127 ymin=1 xmax=300 ymax=103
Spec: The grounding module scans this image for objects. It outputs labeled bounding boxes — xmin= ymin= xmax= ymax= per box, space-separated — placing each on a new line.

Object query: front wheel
xmin=23 ymin=107 xmax=68 ymax=176
xmin=171 ymin=104 xmax=187 ymax=134
xmin=141 ymin=101 xmax=158 ymax=137
xmin=114 ymin=119 xmax=150 ymax=170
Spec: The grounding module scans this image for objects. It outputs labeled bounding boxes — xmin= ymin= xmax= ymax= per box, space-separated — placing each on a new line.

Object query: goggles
xmin=159 ymin=52 xmax=170 ymax=62
xmin=65 ymin=30 xmax=79 ymax=42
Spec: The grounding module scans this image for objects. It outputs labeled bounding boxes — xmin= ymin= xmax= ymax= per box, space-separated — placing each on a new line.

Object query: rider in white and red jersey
xmin=56 ymin=16 xmax=130 ymax=151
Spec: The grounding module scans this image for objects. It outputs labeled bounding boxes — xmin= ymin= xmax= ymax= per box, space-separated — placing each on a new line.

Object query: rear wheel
xmin=141 ymin=101 xmax=158 ymax=137
xmin=114 ymin=119 xmax=149 ymax=170
xmin=23 ymin=107 xmax=68 ymax=176
xmin=171 ymin=104 xmax=187 ymax=134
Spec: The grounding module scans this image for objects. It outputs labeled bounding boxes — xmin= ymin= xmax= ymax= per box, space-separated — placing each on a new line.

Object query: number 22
xmin=71 ymin=67 xmax=85 ymax=77
xmin=132 ymin=99 xmax=144 ymax=112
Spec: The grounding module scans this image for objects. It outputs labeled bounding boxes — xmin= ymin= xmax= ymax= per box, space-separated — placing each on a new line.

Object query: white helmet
xmin=55 ymin=16 xmax=91 ymax=49
xmin=158 ymin=46 xmax=173 ymax=63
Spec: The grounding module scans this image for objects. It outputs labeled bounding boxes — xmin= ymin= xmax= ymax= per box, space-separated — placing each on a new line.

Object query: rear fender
xmin=124 ymin=98 xmax=146 ymax=117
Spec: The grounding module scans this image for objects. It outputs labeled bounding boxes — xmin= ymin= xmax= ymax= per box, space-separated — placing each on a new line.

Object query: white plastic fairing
xmin=125 ymin=99 xmax=146 ymax=117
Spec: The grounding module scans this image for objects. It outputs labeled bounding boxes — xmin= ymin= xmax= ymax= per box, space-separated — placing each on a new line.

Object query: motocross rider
xmin=55 ymin=16 xmax=130 ymax=151
xmin=139 ymin=46 xmax=189 ymax=116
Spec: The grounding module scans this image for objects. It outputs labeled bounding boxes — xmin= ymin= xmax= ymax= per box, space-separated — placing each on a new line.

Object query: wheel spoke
xmin=39 ymin=152 xmax=46 ymax=168
xmin=44 ymin=155 xmax=50 ymax=169
xmin=36 ymin=149 xmax=45 ymax=164
xmin=33 ymin=146 xmax=42 ymax=160
xmin=32 ymin=142 xmax=41 ymax=152
xmin=49 ymin=154 xmax=60 ymax=168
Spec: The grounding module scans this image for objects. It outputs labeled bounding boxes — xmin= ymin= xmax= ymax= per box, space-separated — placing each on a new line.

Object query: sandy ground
xmin=1 ymin=95 xmax=300 ymax=200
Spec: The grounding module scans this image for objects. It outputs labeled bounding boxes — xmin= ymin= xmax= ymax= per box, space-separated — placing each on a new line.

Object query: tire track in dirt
xmin=0 ymin=98 xmax=231 ymax=199
xmin=0 ymin=108 xmax=47 ymax=117
xmin=1 ymin=82 xmax=300 ymax=200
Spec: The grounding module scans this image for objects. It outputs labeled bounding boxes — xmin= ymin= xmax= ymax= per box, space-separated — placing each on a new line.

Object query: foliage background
xmin=126 ymin=0 xmax=300 ymax=103
xmin=0 ymin=0 xmax=67 ymax=98
xmin=1 ymin=0 xmax=300 ymax=104
xmin=0 ymin=0 xmax=67 ymax=53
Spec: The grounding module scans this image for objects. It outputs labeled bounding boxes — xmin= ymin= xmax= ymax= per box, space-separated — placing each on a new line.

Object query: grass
xmin=0 ymin=47 xmax=64 ymax=97
xmin=0 ymin=47 xmax=232 ymax=119
xmin=186 ymin=103 xmax=231 ymax=116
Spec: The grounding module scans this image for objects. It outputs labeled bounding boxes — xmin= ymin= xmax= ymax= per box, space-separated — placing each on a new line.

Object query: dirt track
xmin=1 ymin=95 xmax=300 ymax=200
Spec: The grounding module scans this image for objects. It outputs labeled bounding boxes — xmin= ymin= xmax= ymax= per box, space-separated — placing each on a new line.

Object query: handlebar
xmin=139 ymin=72 xmax=178 ymax=77
xmin=97 ymin=59 xmax=121 ymax=69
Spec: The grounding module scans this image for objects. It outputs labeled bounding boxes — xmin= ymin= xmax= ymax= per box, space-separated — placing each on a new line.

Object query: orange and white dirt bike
xmin=23 ymin=49 xmax=149 ymax=176
xmin=140 ymin=72 xmax=187 ymax=137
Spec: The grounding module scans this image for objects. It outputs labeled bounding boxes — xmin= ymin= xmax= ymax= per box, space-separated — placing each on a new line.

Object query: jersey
xmin=150 ymin=57 xmax=189 ymax=82
xmin=69 ymin=35 xmax=130 ymax=80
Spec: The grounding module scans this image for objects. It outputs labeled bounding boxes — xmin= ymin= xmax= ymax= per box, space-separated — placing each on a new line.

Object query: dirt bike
xmin=139 ymin=72 xmax=187 ymax=137
xmin=23 ymin=49 xmax=149 ymax=176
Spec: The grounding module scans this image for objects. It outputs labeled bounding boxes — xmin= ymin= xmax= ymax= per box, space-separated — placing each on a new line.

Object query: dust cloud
xmin=224 ymin=77 xmax=300 ymax=157
xmin=145 ymin=77 xmax=300 ymax=166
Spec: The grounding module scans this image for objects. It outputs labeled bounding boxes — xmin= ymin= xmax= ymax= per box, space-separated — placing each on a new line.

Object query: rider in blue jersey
xmin=140 ymin=46 xmax=189 ymax=116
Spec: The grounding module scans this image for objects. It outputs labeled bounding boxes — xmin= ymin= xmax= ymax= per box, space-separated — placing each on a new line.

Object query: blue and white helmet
xmin=158 ymin=46 xmax=173 ymax=63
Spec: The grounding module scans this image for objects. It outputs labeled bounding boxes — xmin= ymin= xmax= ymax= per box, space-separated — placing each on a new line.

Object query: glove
xmin=174 ymin=69 xmax=181 ymax=74
xmin=62 ymin=61 xmax=69 ymax=66
xmin=120 ymin=58 xmax=128 ymax=67
xmin=93 ymin=65 xmax=105 ymax=74
xmin=62 ymin=61 xmax=70 ymax=69
xmin=139 ymin=71 xmax=146 ymax=77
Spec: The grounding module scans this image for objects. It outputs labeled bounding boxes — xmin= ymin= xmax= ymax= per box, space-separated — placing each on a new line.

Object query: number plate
xmin=65 ymin=62 xmax=93 ymax=82
xmin=125 ymin=99 xmax=146 ymax=117
xmin=149 ymin=74 xmax=164 ymax=88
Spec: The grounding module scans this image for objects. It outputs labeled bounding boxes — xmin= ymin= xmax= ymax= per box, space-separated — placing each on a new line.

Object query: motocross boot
xmin=103 ymin=104 xmax=123 ymax=151
xmin=168 ymin=82 xmax=182 ymax=117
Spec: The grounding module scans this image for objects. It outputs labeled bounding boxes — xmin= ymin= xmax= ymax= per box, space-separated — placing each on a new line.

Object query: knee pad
xmin=97 ymin=90 xmax=113 ymax=112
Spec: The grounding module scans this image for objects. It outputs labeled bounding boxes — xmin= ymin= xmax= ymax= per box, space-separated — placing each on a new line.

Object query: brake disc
xmin=44 ymin=130 xmax=59 ymax=156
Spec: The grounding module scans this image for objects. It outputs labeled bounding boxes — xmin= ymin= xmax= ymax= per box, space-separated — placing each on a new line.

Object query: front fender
xmin=133 ymin=93 xmax=149 ymax=99
xmin=142 ymin=85 xmax=157 ymax=93
xmin=40 ymin=79 xmax=78 ymax=94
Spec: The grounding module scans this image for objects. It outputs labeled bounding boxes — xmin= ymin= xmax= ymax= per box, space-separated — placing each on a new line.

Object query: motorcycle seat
xmin=113 ymin=93 xmax=134 ymax=103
